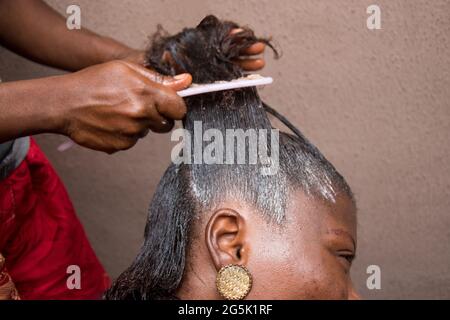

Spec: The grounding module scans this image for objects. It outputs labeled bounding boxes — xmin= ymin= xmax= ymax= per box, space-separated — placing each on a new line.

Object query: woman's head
xmin=105 ymin=15 xmax=359 ymax=300
xmin=178 ymin=184 xmax=358 ymax=300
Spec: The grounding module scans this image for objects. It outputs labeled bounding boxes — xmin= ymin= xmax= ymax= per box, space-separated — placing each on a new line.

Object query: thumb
xmin=162 ymin=73 xmax=193 ymax=91
xmin=120 ymin=61 xmax=192 ymax=92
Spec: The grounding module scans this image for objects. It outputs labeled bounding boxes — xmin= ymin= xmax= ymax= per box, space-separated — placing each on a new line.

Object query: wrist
xmin=48 ymin=73 xmax=85 ymax=137
xmin=31 ymin=75 xmax=71 ymax=135
xmin=0 ymin=76 xmax=70 ymax=141
xmin=92 ymin=35 xmax=134 ymax=64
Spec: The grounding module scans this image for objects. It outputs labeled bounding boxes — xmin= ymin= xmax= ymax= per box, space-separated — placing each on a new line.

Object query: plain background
xmin=0 ymin=0 xmax=449 ymax=299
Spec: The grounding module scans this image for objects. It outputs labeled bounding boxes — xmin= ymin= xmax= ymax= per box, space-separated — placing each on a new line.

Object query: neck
xmin=175 ymin=255 xmax=219 ymax=299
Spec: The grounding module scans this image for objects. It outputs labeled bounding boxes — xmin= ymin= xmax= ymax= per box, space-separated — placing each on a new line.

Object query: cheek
xmin=284 ymin=246 xmax=349 ymax=299
xmin=247 ymin=239 xmax=348 ymax=299
xmin=246 ymin=235 xmax=299 ymax=299
xmin=297 ymin=262 xmax=349 ymax=299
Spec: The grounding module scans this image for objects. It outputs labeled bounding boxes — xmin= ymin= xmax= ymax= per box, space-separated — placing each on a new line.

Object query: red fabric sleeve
xmin=0 ymin=138 xmax=110 ymax=299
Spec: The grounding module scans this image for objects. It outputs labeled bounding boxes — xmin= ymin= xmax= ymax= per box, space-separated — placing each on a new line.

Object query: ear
xmin=205 ymin=209 xmax=249 ymax=270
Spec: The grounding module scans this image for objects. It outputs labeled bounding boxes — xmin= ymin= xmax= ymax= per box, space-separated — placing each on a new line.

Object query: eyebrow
xmin=327 ymin=228 xmax=356 ymax=250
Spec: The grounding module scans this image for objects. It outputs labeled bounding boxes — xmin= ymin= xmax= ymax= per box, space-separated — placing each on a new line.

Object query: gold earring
xmin=216 ymin=264 xmax=252 ymax=300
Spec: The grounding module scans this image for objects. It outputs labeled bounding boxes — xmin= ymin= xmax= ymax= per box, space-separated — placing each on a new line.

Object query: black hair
xmin=104 ymin=15 xmax=352 ymax=300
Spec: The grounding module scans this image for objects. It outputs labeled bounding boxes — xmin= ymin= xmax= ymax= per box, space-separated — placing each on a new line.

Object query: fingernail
xmin=231 ymin=28 xmax=244 ymax=35
xmin=163 ymin=73 xmax=189 ymax=85
xmin=174 ymin=73 xmax=189 ymax=80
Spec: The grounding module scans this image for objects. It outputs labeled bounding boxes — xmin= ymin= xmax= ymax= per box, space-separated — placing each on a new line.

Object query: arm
xmin=0 ymin=1 xmax=264 ymax=153
xmin=0 ymin=0 xmax=138 ymax=71
xmin=0 ymin=0 xmax=192 ymax=152
xmin=0 ymin=61 xmax=192 ymax=153
xmin=0 ymin=0 xmax=265 ymax=72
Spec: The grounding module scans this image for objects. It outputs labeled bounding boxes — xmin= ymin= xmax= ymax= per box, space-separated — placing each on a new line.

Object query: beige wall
xmin=1 ymin=0 xmax=449 ymax=299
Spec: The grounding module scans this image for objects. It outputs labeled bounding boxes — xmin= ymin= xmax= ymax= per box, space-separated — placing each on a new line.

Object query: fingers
xmin=67 ymin=61 xmax=190 ymax=154
xmin=121 ymin=61 xmax=192 ymax=90
xmin=120 ymin=61 xmax=168 ymax=83
xmin=230 ymin=28 xmax=266 ymax=55
xmin=230 ymin=28 xmax=266 ymax=71
xmin=138 ymin=128 xmax=151 ymax=138
xmin=162 ymin=73 xmax=192 ymax=91
xmin=139 ymin=71 xmax=191 ymax=121
xmin=146 ymin=102 xmax=176 ymax=133
xmin=241 ymin=42 xmax=266 ymax=55
xmin=71 ymin=130 xmax=140 ymax=154
xmin=230 ymin=28 xmax=244 ymax=35
xmin=121 ymin=61 xmax=190 ymax=127
xmin=151 ymin=85 xmax=187 ymax=121
xmin=233 ymin=58 xmax=265 ymax=71
xmin=155 ymin=74 xmax=191 ymax=123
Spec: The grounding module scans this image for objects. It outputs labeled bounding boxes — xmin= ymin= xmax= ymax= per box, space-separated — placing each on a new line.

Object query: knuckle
xmin=133 ymin=82 xmax=148 ymax=96
xmin=123 ymin=123 xmax=144 ymax=136
xmin=129 ymin=78 xmax=149 ymax=97
xmin=71 ymin=132 xmax=88 ymax=146
xmin=130 ymin=102 xmax=150 ymax=119
xmin=107 ymin=60 xmax=130 ymax=74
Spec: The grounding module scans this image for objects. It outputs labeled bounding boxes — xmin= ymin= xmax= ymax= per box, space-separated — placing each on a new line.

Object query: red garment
xmin=0 ymin=138 xmax=109 ymax=299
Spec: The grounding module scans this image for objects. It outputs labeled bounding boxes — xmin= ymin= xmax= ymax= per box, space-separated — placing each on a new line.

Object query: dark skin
xmin=177 ymin=190 xmax=361 ymax=299
xmin=0 ymin=0 xmax=266 ymax=153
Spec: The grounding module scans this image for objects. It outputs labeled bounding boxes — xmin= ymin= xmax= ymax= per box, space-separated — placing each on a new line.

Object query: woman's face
xmin=177 ymin=189 xmax=359 ymax=300
xmin=246 ymin=190 xmax=359 ymax=299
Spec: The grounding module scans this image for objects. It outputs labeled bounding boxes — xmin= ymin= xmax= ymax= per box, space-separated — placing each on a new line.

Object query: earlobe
xmin=205 ymin=209 xmax=249 ymax=270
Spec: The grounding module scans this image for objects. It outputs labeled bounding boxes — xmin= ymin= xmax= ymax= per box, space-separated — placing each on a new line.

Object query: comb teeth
xmin=177 ymin=74 xmax=273 ymax=97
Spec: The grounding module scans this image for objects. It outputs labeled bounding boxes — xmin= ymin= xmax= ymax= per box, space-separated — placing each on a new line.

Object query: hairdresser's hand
xmin=60 ymin=60 xmax=192 ymax=153
xmin=231 ymin=28 xmax=266 ymax=71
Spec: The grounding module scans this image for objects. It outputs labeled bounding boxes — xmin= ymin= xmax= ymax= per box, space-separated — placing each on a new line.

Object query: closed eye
xmin=338 ymin=251 xmax=356 ymax=265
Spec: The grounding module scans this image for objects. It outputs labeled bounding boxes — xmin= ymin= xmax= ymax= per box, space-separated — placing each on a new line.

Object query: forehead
xmin=284 ymin=190 xmax=357 ymax=243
